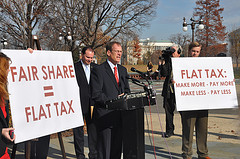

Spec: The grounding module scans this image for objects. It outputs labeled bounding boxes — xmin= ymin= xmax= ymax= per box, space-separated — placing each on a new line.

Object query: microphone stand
xmin=128 ymin=76 xmax=155 ymax=98
xmin=122 ymin=72 xmax=157 ymax=159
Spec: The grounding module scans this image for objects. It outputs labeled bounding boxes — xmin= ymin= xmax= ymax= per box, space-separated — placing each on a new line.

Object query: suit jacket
xmin=90 ymin=61 xmax=130 ymax=128
xmin=0 ymin=100 xmax=9 ymax=157
xmin=74 ymin=61 xmax=97 ymax=115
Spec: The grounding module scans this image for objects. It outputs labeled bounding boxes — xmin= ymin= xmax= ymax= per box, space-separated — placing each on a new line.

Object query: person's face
xmin=82 ymin=49 xmax=94 ymax=65
xmin=190 ymin=46 xmax=201 ymax=57
xmin=107 ymin=44 xmax=122 ymax=65
xmin=172 ymin=46 xmax=180 ymax=58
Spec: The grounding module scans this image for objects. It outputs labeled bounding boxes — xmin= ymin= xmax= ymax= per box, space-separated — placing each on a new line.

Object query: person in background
xmin=91 ymin=41 xmax=130 ymax=159
xmin=180 ymin=42 xmax=211 ymax=159
xmin=160 ymin=45 xmax=181 ymax=138
xmin=216 ymin=52 xmax=226 ymax=57
xmin=153 ymin=57 xmax=164 ymax=80
xmin=147 ymin=61 xmax=153 ymax=77
xmin=73 ymin=47 xmax=98 ymax=159
xmin=0 ymin=52 xmax=16 ymax=159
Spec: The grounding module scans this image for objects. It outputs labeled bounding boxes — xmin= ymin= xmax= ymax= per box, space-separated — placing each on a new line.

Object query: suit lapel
xmin=117 ymin=64 xmax=125 ymax=93
xmin=90 ymin=63 xmax=94 ymax=71
xmin=104 ymin=62 xmax=119 ymax=90
xmin=117 ymin=64 xmax=123 ymax=82
xmin=79 ymin=61 xmax=88 ymax=84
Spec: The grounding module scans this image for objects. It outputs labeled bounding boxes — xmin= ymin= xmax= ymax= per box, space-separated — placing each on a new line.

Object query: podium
xmin=122 ymin=108 xmax=145 ymax=159
xmin=106 ymin=91 xmax=156 ymax=159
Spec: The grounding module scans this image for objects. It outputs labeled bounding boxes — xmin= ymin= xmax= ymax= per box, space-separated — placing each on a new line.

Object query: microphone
xmin=130 ymin=67 xmax=148 ymax=77
xmin=126 ymin=76 xmax=141 ymax=83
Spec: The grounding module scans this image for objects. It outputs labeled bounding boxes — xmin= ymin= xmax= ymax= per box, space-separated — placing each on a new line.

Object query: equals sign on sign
xmin=43 ymin=86 xmax=54 ymax=97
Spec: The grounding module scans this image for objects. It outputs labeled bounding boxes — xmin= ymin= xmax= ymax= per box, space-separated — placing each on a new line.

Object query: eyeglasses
xmin=112 ymin=50 xmax=122 ymax=53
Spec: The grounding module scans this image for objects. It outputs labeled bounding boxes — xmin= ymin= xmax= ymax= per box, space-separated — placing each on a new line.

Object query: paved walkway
xmin=9 ymin=80 xmax=240 ymax=159
xmin=48 ymin=105 xmax=240 ymax=159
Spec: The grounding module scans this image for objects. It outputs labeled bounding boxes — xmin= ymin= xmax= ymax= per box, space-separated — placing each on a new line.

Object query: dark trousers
xmin=73 ymin=112 xmax=97 ymax=159
xmin=180 ymin=110 xmax=209 ymax=158
xmin=26 ymin=135 xmax=50 ymax=159
xmin=97 ymin=125 xmax=122 ymax=159
xmin=163 ymin=93 xmax=176 ymax=134
xmin=95 ymin=110 xmax=122 ymax=159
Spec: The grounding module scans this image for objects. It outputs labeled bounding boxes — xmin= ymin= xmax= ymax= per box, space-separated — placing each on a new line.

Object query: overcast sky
xmin=139 ymin=0 xmax=240 ymax=41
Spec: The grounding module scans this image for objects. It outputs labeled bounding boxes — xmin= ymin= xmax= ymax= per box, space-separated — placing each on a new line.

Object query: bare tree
xmin=37 ymin=0 xmax=157 ymax=62
xmin=169 ymin=33 xmax=191 ymax=57
xmin=82 ymin=0 xmax=157 ymax=49
xmin=151 ymin=50 xmax=161 ymax=65
xmin=0 ymin=0 xmax=49 ymax=48
xmin=43 ymin=0 xmax=157 ymax=49
xmin=0 ymin=0 xmax=157 ymax=65
xmin=38 ymin=0 xmax=85 ymax=51
xmin=119 ymin=31 xmax=137 ymax=65
xmin=228 ymin=27 xmax=240 ymax=71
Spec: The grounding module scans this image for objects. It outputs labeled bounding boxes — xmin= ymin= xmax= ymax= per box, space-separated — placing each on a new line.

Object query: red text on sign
xmin=181 ymin=69 xmax=225 ymax=79
xmin=25 ymin=100 xmax=74 ymax=122
xmin=42 ymin=65 xmax=75 ymax=80
xmin=10 ymin=66 xmax=39 ymax=82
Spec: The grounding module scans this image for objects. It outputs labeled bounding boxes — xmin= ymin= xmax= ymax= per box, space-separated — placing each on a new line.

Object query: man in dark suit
xmin=91 ymin=41 xmax=130 ymax=159
xmin=73 ymin=47 xmax=97 ymax=159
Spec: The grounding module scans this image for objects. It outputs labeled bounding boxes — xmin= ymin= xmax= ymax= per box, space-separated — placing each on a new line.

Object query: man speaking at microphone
xmin=90 ymin=41 xmax=130 ymax=159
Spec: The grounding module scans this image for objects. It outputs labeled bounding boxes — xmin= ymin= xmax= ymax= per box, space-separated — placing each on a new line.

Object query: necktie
xmin=85 ymin=65 xmax=90 ymax=84
xmin=114 ymin=66 xmax=119 ymax=86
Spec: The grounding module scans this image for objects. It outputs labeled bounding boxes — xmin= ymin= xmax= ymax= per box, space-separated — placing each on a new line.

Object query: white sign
xmin=2 ymin=49 xmax=83 ymax=143
xmin=172 ymin=57 xmax=238 ymax=111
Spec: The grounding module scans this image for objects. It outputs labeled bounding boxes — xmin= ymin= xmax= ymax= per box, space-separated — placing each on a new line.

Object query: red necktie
xmin=114 ymin=66 xmax=119 ymax=85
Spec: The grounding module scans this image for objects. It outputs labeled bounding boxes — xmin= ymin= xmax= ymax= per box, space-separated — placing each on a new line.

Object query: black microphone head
xmin=131 ymin=67 xmax=137 ymax=72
